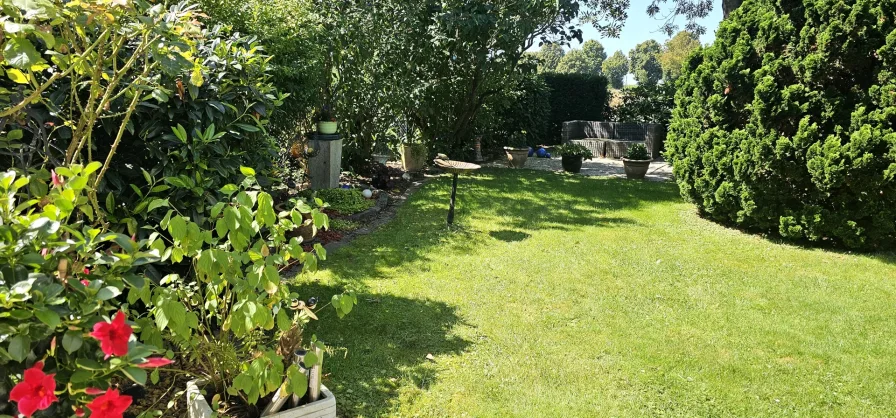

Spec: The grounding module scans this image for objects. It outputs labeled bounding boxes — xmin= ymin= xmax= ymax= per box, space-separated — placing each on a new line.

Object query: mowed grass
xmin=293 ymin=168 xmax=896 ymax=417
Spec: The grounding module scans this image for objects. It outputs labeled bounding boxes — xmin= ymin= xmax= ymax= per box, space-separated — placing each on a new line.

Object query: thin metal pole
xmin=447 ymin=173 xmax=458 ymax=225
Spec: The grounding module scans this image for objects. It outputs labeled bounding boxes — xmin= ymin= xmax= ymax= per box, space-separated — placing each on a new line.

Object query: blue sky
xmin=532 ymin=0 xmax=723 ymax=55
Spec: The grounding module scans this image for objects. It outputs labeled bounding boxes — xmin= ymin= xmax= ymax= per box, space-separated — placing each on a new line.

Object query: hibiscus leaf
xmin=8 ymin=335 xmax=29 ymax=362
xmin=122 ymin=367 xmax=147 ymax=385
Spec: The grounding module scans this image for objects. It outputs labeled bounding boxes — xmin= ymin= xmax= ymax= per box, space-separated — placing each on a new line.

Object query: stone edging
xmin=322 ymin=177 xmax=432 ymax=254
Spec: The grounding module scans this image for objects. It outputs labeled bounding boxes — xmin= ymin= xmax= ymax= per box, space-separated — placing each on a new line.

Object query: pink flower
xmin=51 ymin=170 xmax=64 ymax=187
xmin=86 ymin=389 xmax=132 ymax=418
xmin=85 ymin=388 xmax=106 ymax=395
xmin=75 ymin=406 xmax=85 ymax=416
xmin=9 ymin=362 xmax=58 ymax=417
xmin=83 ymin=267 xmax=90 ymax=274
xmin=89 ymin=311 xmax=132 ymax=358
xmin=135 ymin=357 xmax=174 ymax=369
xmin=80 ymin=279 xmax=90 ymax=286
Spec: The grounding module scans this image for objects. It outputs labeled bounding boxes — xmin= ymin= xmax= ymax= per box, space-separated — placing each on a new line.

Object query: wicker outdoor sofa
xmin=560 ymin=121 xmax=666 ymax=159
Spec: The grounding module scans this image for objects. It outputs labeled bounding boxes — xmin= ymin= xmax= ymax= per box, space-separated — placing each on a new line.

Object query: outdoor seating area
xmin=562 ymin=121 xmax=666 ymax=159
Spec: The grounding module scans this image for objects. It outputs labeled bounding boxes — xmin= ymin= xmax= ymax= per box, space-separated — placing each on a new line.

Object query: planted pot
xmin=317 ymin=121 xmax=338 ymax=134
xmin=622 ymin=158 xmax=652 ymax=179
xmin=561 ymin=155 xmax=584 ymax=173
xmin=186 ymin=380 xmax=336 ymax=418
xmin=402 ymin=144 xmax=427 ymax=172
xmin=504 ymin=147 xmax=529 ymax=169
xmin=372 ymin=153 xmax=390 ymax=164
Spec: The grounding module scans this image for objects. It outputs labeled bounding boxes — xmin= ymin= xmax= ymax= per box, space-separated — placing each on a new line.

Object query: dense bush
xmin=666 ymin=0 xmax=896 ymax=250
xmin=543 ymin=73 xmax=610 ymax=144
xmin=612 ymin=82 xmax=676 ymax=125
xmin=477 ymin=72 xmax=550 ymax=151
xmin=102 ymin=27 xmax=285 ymax=222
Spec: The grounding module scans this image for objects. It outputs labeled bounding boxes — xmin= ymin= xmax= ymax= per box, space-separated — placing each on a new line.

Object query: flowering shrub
xmin=0 ymin=165 xmax=172 ymax=417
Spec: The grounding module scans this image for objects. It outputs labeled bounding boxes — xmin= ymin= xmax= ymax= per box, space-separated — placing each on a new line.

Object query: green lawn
xmin=293 ymin=168 xmax=896 ymax=417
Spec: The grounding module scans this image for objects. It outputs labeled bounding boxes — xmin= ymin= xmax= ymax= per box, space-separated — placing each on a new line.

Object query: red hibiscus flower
xmin=89 ymin=311 xmax=132 ymax=358
xmin=9 ymin=362 xmax=58 ymax=417
xmin=75 ymin=407 xmax=85 ymax=417
xmin=135 ymin=357 xmax=174 ymax=369
xmin=86 ymin=389 xmax=132 ymax=418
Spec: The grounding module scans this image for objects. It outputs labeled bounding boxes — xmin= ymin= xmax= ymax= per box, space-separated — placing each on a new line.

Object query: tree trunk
xmin=722 ymin=0 xmax=743 ymax=18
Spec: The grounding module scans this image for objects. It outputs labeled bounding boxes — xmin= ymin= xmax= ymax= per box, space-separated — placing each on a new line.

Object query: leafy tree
xmin=555 ymin=40 xmax=606 ymax=75
xmin=602 ymin=50 xmax=629 ymax=89
xmin=536 ymin=43 xmax=566 ymax=72
xmin=629 ymin=40 xmax=663 ymax=85
xmin=658 ymin=31 xmax=701 ymax=80
xmin=666 ymin=0 xmax=896 ymax=250
xmin=555 ymin=49 xmax=591 ymax=74
xmin=582 ymin=40 xmax=608 ymax=72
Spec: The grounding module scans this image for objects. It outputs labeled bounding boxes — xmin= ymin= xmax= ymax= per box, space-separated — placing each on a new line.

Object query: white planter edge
xmin=186 ymin=379 xmax=336 ymax=418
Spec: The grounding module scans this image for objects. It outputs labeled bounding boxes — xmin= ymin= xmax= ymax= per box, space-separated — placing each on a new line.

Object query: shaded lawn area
xmin=292 ymin=168 xmax=896 ymax=417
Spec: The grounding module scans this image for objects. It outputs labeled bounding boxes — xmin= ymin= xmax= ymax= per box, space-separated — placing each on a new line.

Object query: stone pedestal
xmin=308 ymin=133 xmax=342 ymax=189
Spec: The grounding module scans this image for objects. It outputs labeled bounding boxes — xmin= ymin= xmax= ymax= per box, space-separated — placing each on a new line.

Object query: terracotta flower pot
xmin=622 ymin=158 xmax=651 ymax=179
xmin=504 ymin=147 xmax=529 ymax=168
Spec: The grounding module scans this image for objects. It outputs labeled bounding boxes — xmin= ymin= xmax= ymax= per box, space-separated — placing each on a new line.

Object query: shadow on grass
xmin=291 ymin=282 xmax=470 ymax=417
xmin=489 ymin=229 xmax=531 ymax=242
xmin=292 ymin=168 xmax=682 ymax=415
xmin=319 ymin=168 xmax=681 ymax=280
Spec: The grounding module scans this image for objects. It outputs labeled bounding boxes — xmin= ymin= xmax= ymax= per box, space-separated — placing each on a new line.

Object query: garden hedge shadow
xmin=544 ymin=73 xmax=610 ymax=144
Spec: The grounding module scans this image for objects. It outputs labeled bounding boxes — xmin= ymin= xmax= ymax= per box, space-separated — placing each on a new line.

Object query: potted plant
xmin=315 ymin=105 xmax=338 ymax=134
xmin=402 ymin=143 xmax=427 ymax=172
xmin=138 ymin=168 xmax=357 ymax=418
xmin=504 ymin=132 xmax=530 ymax=169
xmin=554 ymin=143 xmax=594 ymax=173
xmin=622 ymin=143 xmax=652 ymax=179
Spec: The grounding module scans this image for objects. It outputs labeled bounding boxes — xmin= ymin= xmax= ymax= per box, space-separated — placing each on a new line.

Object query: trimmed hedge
xmin=544 ymin=73 xmax=610 ymax=144
xmin=666 ymin=0 xmax=896 ymax=250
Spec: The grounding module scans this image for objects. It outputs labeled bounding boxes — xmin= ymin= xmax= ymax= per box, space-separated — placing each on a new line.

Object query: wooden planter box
xmin=186 ymin=380 xmax=336 ymax=418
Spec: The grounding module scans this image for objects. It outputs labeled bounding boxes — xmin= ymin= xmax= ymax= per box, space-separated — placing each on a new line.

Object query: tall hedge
xmin=544 ymin=73 xmax=610 ymax=143
xmin=666 ymin=0 xmax=896 ymax=250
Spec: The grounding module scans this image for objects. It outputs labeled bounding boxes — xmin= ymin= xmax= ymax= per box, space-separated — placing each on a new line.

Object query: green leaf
xmin=122 ymin=367 xmax=147 ymax=385
xmin=148 ymin=198 xmax=169 ymax=212
xmin=239 ymin=166 xmax=256 ymax=176
xmin=302 ymin=351 xmax=318 ymax=368
xmin=34 ymin=309 xmax=60 ymax=328
xmin=8 ymin=335 xmax=29 ymax=362
xmin=6 ymin=68 xmax=28 ymax=84
xmin=96 ymin=286 xmax=122 ymax=301
xmin=70 ymin=370 xmax=92 ymax=383
xmin=7 ymin=129 xmax=23 ymax=140
xmin=286 ymin=365 xmax=308 ymax=398
xmin=168 ymin=216 xmax=187 ymax=240
xmin=3 ymin=36 xmax=43 ymax=69
xmin=276 ymin=308 xmax=291 ymax=332
xmin=235 ymin=123 xmax=260 ymax=132
xmin=84 ymin=161 xmax=102 ymax=175
xmin=62 ymin=331 xmax=83 ymax=353
xmin=151 ymin=368 xmax=160 ymax=384
xmin=75 ymin=358 xmax=103 ymax=370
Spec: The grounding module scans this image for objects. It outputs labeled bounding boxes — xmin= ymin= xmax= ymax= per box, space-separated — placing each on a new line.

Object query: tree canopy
xmin=658 ymin=31 xmax=701 ymax=80
xmin=629 ymin=40 xmax=663 ymax=85
xmin=602 ymin=50 xmax=629 ymax=89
